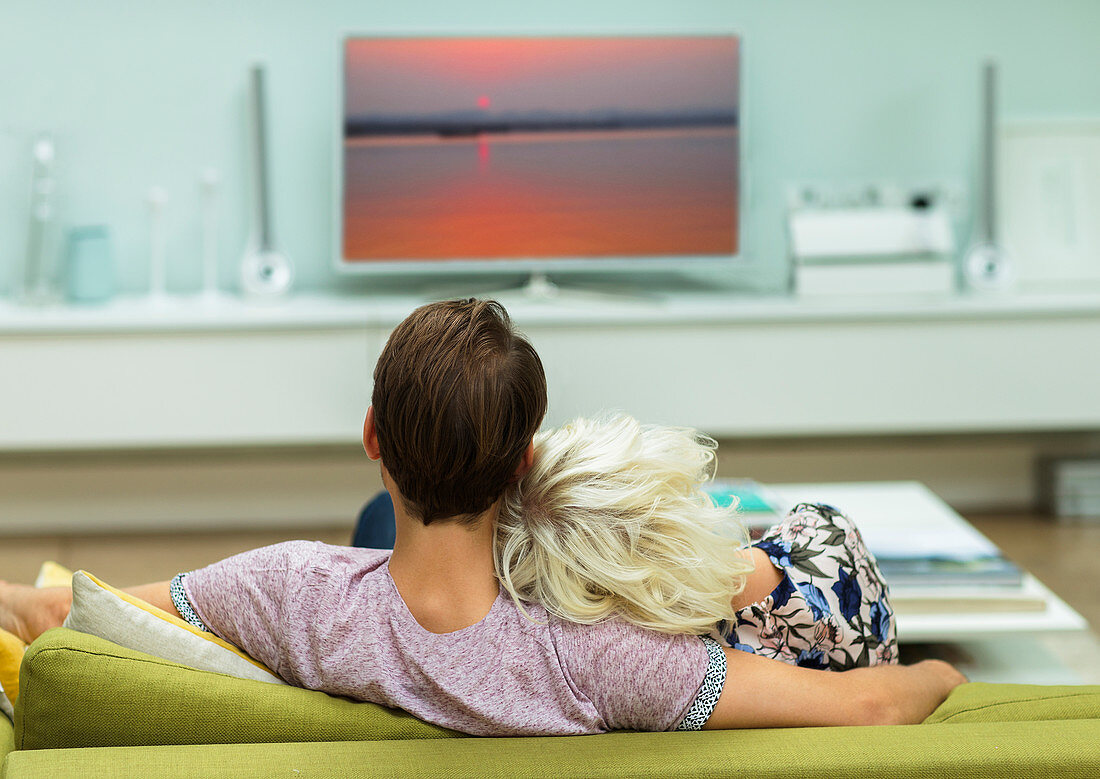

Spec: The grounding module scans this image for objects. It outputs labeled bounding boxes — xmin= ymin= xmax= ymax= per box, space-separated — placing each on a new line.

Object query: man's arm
xmin=703 ymin=647 xmax=966 ymax=729
xmin=0 ymin=580 xmax=183 ymax=644
xmin=124 ymin=581 xmax=179 ymax=618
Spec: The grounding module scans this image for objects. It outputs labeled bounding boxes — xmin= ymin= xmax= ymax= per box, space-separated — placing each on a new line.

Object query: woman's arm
xmin=703 ymin=647 xmax=966 ymax=729
xmin=730 ymin=547 xmax=784 ymax=610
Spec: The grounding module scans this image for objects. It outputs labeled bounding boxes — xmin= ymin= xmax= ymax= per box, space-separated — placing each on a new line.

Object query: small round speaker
xmin=240 ymin=249 xmax=293 ymax=298
xmin=963 ymin=243 xmax=1013 ymax=292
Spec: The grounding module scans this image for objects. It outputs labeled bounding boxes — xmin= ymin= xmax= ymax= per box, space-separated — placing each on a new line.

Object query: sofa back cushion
xmin=15 ymin=629 xmax=461 ymax=750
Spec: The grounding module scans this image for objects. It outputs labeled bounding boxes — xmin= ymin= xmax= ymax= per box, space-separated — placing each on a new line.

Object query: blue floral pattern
xmin=715 ymin=503 xmax=898 ymax=670
xmin=797 ymin=582 xmax=831 ymax=621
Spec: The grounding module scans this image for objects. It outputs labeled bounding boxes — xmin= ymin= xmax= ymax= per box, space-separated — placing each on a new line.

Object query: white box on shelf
xmin=789 ymin=207 xmax=955 ymax=260
xmin=795 ymin=259 xmax=957 ymax=297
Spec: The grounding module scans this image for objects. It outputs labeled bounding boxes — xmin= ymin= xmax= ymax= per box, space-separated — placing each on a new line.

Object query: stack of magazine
xmin=873 ymin=556 xmax=1044 ymax=614
xmin=706 ymin=479 xmax=1045 ymax=614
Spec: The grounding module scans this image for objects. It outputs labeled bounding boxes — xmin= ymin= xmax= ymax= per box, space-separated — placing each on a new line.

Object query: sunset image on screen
xmin=342 ymin=36 xmax=739 ymax=262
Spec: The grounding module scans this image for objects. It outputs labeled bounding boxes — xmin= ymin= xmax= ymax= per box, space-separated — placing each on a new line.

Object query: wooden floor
xmin=969 ymin=512 xmax=1100 ymax=631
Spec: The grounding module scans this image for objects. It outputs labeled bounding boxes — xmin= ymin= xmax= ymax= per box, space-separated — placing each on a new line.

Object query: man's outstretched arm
xmin=0 ymin=580 xmax=178 ymax=644
xmin=703 ymin=646 xmax=966 ymax=729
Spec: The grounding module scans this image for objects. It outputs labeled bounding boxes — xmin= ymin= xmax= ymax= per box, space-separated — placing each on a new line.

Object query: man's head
xmin=368 ymin=299 xmax=547 ymax=525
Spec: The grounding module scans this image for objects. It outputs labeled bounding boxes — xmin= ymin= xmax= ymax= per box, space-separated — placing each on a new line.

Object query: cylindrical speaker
xmin=963 ymin=60 xmax=1012 ymax=292
xmin=241 ymin=63 xmax=294 ymax=298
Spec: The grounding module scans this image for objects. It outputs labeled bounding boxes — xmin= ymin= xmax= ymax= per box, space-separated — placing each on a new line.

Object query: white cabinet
xmin=3 ymin=291 xmax=1100 ymax=451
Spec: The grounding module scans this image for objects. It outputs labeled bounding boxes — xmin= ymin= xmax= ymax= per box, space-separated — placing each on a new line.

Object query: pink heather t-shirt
xmin=182 ymin=541 xmax=710 ymax=736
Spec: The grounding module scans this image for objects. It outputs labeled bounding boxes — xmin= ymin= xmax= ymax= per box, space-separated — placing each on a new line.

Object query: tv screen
xmin=338 ymin=35 xmax=740 ymax=271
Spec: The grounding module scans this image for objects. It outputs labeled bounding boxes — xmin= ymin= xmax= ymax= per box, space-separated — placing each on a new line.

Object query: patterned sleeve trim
xmin=170 ymin=572 xmax=210 ymax=632
xmin=676 ymin=635 xmax=727 ymax=730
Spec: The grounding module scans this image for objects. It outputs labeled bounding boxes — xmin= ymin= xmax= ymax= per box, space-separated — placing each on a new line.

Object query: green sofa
xmin=3 ymin=628 xmax=1100 ymax=777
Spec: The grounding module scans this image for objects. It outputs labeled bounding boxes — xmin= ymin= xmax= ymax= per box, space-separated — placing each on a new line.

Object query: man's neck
xmin=386 ymin=492 xmax=501 ymax=634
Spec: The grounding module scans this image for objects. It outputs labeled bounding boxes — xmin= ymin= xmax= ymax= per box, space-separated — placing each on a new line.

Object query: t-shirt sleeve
xmin=555 ymin=619 xmax=722 ymax=732
xmin=179 ymin=540 xmax=318 ymax=675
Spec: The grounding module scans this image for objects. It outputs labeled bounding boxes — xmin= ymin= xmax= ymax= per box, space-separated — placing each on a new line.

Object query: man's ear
xmin=514 ymin=439 xmax=535 ymax=478
xmin=363 ymin=406 xmax=382 ymax=461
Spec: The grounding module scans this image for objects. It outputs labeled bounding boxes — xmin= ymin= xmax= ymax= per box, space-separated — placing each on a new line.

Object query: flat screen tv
xmin=336 ymin=34 xmax=740 ymax=276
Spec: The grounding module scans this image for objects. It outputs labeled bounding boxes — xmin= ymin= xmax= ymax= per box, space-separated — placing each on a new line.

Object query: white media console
xmin=2 ymin=289 xmax=1100 ymax=452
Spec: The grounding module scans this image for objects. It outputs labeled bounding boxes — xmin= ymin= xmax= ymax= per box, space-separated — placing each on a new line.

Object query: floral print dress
xmin=715 ymin=503 xmax=898 ymax=669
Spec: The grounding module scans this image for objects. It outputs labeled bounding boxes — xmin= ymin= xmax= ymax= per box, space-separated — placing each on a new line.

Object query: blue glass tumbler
xmin=65 ymin=226 xmax=114 ymax=304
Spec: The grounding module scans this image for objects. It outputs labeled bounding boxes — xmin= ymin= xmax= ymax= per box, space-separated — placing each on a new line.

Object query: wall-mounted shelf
xmin=3 ymin=289 xmax=1100 ymax=452
xmin=3 ymin=287 xmax=1100 ymax=335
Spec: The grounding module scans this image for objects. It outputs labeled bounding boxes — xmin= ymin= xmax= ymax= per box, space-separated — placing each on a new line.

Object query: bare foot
xmin=0 ymin=580 xmax=72 ymax=644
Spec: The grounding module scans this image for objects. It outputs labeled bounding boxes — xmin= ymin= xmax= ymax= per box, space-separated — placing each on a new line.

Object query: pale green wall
xmin=2 ymin=0 xmax=1098 ymax=297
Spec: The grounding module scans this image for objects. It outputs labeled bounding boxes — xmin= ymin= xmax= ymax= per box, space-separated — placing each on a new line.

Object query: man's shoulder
xmin=262 ymin=541 xmax=392 ymax=587
xmin=273 ymin=539 xmax=389 ymax=563
xmin=550 ymin=612 xmax=703 ymax=659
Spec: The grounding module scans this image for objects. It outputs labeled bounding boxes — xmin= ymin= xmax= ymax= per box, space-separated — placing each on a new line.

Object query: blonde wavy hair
xmin=495 ymin=414 xmax=753 ymax=634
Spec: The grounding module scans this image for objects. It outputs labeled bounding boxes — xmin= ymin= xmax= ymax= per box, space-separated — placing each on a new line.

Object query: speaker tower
xmin=962 ymin=61 xmax=1012 ymax=291
xmin=240 ymin=64 xmax=294 ymax=298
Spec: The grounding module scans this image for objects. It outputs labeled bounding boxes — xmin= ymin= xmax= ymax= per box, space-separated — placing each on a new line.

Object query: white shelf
xmin=4 ymin=291 xmax=1100 ymax=451
xmin=0 ymin=294 xmax=383 ymax=334
xmin=4 ymin=287 xmax=1100 ymax=334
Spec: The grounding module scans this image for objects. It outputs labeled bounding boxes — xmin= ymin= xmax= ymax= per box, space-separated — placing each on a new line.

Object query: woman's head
xmin=496 ymin=414 xmax=752 ymax=634
xmin=371 ymin=298 xmax=547 ymax=524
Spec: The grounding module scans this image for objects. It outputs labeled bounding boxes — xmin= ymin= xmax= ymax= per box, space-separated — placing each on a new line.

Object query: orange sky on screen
xmin=344 ymin=36 xmax=739 ymax=115
xmin=346 ymin=37 xmax=713 ymax=80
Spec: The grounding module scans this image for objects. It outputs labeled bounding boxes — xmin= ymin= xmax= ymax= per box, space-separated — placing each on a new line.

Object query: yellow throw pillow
xmin=62 ymin=571 xmax=284 ymax=686
xmin=33 ymin=560 xmax=74 ymax=589
xmin=0 ymin=628 xmax=24 ymax=719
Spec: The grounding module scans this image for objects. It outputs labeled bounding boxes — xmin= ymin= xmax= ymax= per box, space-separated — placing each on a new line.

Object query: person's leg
xmin=0 ymin=581 xmax=71 ymax=644
xmin=351 ymin=491 xmax=397 ymax=549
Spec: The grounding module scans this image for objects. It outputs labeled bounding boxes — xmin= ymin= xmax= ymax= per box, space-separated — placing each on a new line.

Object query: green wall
xmin=1 ymin=0 xmax=1097 ymax=297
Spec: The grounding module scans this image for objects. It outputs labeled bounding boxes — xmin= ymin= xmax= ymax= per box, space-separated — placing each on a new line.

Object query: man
xmin=0 ymin=299 xmax=963 ymax=734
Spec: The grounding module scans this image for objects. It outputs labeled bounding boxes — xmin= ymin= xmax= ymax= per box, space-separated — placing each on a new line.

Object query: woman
xmin=359 ymin=413 xmax=898 ymax=673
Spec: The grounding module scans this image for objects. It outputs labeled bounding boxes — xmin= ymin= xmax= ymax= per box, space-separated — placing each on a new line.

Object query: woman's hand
xmin=702 ymin=649 xmax=967 ymax=729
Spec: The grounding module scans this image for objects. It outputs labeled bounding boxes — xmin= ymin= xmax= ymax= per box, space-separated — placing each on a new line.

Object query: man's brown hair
xmin=371 ymin=298 xmax=547 ymax=524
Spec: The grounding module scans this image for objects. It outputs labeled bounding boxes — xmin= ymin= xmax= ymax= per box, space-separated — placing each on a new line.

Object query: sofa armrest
xmin=0 ymin=716 xmax=12 ymax=765
xmin=15 ymin=628 xmax=460 ymax=750
xmin=926 ymin=680 xmax=1100 ymax=724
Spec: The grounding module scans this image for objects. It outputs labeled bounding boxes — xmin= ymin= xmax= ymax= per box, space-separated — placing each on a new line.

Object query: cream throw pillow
xmin=62 ymin=571 xmax=285 ymax=687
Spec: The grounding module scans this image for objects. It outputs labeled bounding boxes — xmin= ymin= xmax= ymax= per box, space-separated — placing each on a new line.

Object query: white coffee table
xmin=766 ymin=481 xmax=1092 ymax=684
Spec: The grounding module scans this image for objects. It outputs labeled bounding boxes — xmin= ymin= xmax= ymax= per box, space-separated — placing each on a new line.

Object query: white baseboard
xmin=3 ymin=433 xmax=1095 ymax=535
xmin=0 ymin=448 xmax=384 ymax=535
